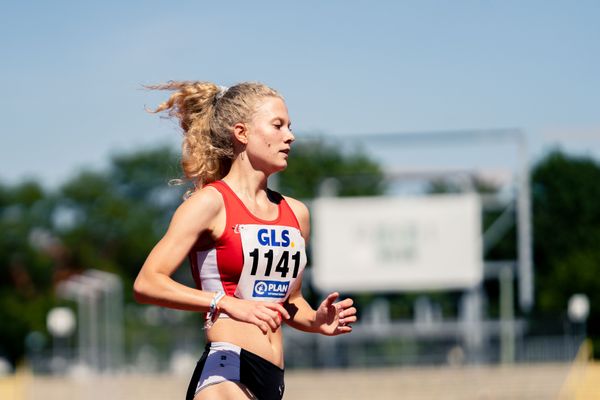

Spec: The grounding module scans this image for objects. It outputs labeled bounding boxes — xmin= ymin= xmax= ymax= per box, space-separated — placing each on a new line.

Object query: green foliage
xmin=0 ymin=146 xmax=185 ymax=365
xmin=532 ymin=151 xmax=600 ymax=312
xmin=57 ymin=146 xmax=185 ymax=280
xmin=0 ymin=180 xmax=56 ymax=364
xmin=531 ymin=150 xmax=600 ymax=355
xmin=278 ymin=139 xmax=386 ymax=198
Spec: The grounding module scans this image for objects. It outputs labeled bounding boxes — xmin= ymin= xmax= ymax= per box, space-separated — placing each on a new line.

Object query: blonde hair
xmin=147 ymin=81 xmax=281 ymax=188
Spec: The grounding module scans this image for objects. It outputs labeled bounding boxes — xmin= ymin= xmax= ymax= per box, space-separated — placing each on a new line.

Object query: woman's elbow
xmin=133 ymin=274 xmax=151 ymax=304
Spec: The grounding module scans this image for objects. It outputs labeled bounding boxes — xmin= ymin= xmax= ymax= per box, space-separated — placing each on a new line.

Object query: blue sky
xmin=1 ymin=1 xmax=599 ymax=187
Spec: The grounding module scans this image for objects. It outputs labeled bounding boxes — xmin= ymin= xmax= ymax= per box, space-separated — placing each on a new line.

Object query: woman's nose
xmin=285 ymin=129 xmax=295 ymax=143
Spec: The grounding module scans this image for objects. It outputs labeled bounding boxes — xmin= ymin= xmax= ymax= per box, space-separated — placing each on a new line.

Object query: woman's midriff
xmin=206 ymin=318 xmax=284 ymax=368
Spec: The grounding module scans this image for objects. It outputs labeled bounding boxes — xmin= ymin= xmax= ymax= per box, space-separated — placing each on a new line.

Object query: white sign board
xmin=312 ymin=194 xmax=482 ymax=292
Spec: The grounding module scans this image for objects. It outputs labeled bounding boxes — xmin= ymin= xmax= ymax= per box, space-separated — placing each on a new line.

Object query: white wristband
xmin=204 ymin=291 xmax=225 ymax=329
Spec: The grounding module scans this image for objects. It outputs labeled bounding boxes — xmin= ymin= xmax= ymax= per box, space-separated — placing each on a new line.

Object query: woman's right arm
xmin=133 ymin=187 xmax=291 ymax=333
xmin=133 ymin=187 xmax=223 ymax=312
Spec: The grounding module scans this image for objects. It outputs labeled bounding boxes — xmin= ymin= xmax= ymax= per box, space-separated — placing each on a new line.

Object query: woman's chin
xmin=273 ymin=160 xmax=288 ymax=172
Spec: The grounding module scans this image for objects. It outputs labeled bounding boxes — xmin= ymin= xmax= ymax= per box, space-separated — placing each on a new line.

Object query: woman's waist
xmin=206 ymin=319 xmax=284 ymax=367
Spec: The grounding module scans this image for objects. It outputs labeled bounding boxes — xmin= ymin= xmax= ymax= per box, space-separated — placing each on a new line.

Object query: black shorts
xmin=186 ymin=342 xmax=285 ymax=400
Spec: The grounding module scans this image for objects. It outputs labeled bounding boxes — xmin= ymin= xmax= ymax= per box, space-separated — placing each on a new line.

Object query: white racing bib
xmin=234 ymin=224 xmax=307 ymax=302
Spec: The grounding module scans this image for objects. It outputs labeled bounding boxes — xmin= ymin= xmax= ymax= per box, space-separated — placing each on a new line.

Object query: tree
xmin=532 ymin=151 xmax=600 ymax=305
xmin=277 ymin=138 xmax=386 ymax=198
xmin=531 ymin=150 xmax=600 ymax=352
xmin=0 ymin=181 xmax=56 ymax=366
xmin=56 ymin=145 xmax=185 ymax=284
xmin=0 ymin=146 xmax=185 ymax=366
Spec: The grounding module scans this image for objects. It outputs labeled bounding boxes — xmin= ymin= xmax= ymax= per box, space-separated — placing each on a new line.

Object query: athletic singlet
xmin=189 ymin=181 xmax=307 ymax=308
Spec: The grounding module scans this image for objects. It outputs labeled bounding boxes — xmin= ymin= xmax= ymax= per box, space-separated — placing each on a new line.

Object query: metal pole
xmin=500 ymin=265 xmax=515 ymax=363
xmin=86 ymin=269 xmax=124 ymax=372
xmin=72 ymin=274 xmax=104 ymax=372
xmin=460 ymin=286 xmax=484 ymax=362
xmin=516 ymin=135 xmax=534 ymax=312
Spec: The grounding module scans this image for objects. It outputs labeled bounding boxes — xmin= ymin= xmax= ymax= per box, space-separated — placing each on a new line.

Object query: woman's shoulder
xmin=282 ymin=195 xmax=309 ymax=217
xmin=282 ymin=195 xmax=310 ymax=238
xmin=175 ymin=184 xmax=225 ymax=218
xmin=160 ymin=184 xmax=226 ymax=240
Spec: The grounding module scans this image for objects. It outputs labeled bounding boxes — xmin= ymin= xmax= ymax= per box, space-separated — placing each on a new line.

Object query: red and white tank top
xmin=189 ymin=180 xmax=307 ymax=304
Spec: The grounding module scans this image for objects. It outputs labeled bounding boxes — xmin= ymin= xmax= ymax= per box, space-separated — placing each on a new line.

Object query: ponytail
xmin=147 ymin=80 xmax=281 ymax=189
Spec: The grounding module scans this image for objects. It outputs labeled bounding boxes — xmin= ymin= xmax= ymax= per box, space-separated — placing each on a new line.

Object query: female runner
xmin=133 ymin=81 xmax=357 ymax=400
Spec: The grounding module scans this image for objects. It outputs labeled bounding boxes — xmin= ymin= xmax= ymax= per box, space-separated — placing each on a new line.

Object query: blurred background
xmin=1 ymin=1 xmax=600 ymax=399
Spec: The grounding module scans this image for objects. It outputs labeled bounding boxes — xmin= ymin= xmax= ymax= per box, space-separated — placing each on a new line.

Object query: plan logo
xmin=253 ymin=280 xmax=289 ymax=298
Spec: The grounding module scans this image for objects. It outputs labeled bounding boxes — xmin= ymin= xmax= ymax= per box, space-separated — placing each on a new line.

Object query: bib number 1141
xmin=248 ymin=249 xmax=302 ymax=278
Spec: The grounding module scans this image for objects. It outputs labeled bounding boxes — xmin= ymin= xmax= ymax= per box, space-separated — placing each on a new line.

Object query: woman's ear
xmin=233 ymin=122 xmax=249 ymax=145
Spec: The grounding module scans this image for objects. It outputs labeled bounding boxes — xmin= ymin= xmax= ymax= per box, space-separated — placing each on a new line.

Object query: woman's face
xmin=245 ymin=96 xmax=295 ymax=174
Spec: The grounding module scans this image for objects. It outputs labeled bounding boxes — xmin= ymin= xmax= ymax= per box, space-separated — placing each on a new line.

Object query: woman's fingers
xmin=337 ymin=301 xmax=357 ymax=327
xmin=258 ymin=321 xmax=269 ymax=334
xmin=321 ymin=292 xmax=340 ymax=308
xmin=336 ymin=325 xmax=353 ymax=333
xmin=226 ymin=298 xmax=290 ymax=333
xmin=264 ymin=302 xmax=290 ymax=320
xmin=257 ymin=310 xmax=280 ymax=331
xmin=339 ymin=306 xmax=357 ymax=319
xmin=336 ymin=298 xmax=354 ymax=310
xmin=250 ymin=315 xmax=270 ymax=334
xmin=254 ymin=304 xmax=287 ymax=332
xmin=339 ymin=315 xmax=357 ymax=325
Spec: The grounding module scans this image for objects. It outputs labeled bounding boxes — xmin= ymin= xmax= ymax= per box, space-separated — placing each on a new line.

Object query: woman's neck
xmin=222 ymin=160 xmax=270 ymax=202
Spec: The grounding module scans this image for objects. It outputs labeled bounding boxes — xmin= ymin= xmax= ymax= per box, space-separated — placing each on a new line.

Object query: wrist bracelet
xmin=204 ymin=290 xmax=225 ymax=329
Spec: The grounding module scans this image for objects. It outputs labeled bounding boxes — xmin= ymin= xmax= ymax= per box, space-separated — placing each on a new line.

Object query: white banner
xmin=312 ymin=194 xmax=482 ymax=292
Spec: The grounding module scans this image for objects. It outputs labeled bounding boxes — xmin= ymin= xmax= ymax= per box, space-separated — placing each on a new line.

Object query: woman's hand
xmin=315 ymin=292 xmax=357 ymax=336
xmin=219 ymin=296 xmax=291 ymax=335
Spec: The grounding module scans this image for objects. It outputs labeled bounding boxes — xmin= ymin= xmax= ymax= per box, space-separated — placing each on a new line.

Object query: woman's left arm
xmin=283 ymin=197 xmax=357 ymax=335
xmin=285 ymin=281 xmax=356 ymax=335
